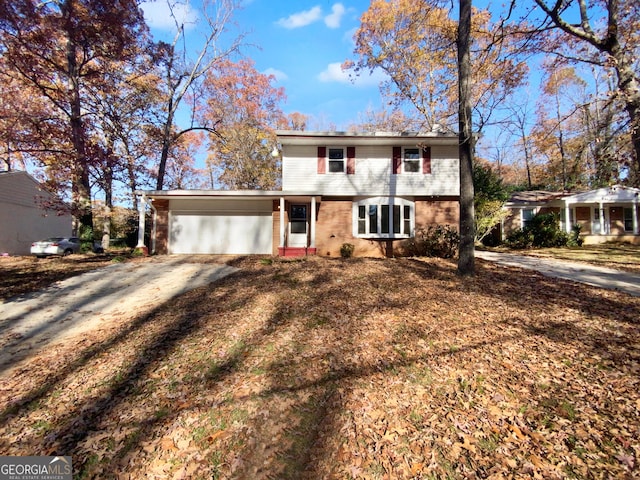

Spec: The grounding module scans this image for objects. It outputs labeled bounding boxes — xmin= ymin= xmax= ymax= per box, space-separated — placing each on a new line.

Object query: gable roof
xmin=0 ymin=170 xmax=51 ymax=208
xmin=563 ymin=185 xmax=640 ymax=203
xmin=506 ymin=190 xmax=569 ymax=206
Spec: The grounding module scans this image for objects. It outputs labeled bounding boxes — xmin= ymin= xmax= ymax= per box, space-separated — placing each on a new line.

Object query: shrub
xmin=400 ymin=225 xmax=459 ymax=258
xmin=505 ymin=212 xmax=571 ymax=249
xmin=505 ymin=228 xmax=534 ymax=249
xmin=529 ymin=213 xmax=569 ymax=247
xmin=340 ymin=243 xmax=355 ymax=258
xmin=568 ymin=224 xmax=584 ymax=247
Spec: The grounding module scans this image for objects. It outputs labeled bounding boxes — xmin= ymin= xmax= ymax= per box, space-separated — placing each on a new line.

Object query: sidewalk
xmin=475 ymin=250 xmax=640 ymax=297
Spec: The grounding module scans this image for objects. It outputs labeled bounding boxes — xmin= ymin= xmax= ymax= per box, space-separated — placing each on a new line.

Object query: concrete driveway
xmin=476 ymin=250 xmax=640 ymax=297
xmin=0 ymin=257 xmax=236 ymax=376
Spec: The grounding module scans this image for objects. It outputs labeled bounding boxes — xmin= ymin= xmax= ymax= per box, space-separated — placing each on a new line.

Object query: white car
xmin=31 ymin=237 xmax=81 ymax=257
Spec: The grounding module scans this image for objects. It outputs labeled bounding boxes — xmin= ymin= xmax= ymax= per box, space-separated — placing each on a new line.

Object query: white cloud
xmin=318 ymin=62 xmax=387 ymax=87
xmin=318 ymin=62 xmax=351 ymax=83
xmin=263 ymin=68 xmax=288 ymax=82
xmin=276 ymin=6 xmax=322 ymax=29
xmin=141 ymin=1 xmax=199 ymax=31
xmin=324 ymin=3 xmax=346 ymax=29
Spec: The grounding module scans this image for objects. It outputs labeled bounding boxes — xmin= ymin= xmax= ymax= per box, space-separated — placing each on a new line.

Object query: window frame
xmin=521 ymin=208 xmax=535 ymax=229
xmin=353 ymin=197 xmax=415 ymax=239
xmin=327 ymin=147 xmax=346 ymax=174
xmin=591 ymin=207 xmax=600 ymax=234
xmin=402 ymin=147 xmax=421 ymax=174
xmin=623 ymin=207 xmax=633 ymax=232
xmin=290 ymin=204 xmax=307 ymax=234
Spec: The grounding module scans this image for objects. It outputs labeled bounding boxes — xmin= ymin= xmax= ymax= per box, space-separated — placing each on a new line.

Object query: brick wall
xmin=315 ymin=197 xmax=460 ymax=258
xmin=575 ymin=206 xmax=591 ymax=234
xmin=415 ymin=198 xmax=459 ymax=228
xmin=154 ymin=199 xmax=169 ymax=254
xmin=272 ymin=200 xmax=281 ymax=256
xmin=609 ymin=206 xmax=624 ymax=234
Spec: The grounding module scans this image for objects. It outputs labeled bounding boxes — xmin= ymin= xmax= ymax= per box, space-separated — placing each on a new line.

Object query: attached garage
xmin=168 ymin=199 xmax=273 ymax=254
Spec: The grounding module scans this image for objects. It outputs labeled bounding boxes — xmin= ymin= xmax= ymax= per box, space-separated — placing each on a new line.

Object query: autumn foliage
xmin=201 ymin=59 xmax=286 ymax=190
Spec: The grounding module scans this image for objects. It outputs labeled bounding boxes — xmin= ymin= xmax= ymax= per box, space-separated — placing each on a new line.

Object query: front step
xmin=278 ymin=247 xmax=317 ymax=257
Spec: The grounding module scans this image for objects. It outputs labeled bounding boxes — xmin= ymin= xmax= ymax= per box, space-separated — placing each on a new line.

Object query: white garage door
xmin=170 ymin=211 xmax=273 ymax=254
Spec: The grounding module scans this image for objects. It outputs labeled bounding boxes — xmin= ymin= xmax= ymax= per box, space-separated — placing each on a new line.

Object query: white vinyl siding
xmin=282 ymin=144 xmax=459 ymax=196
xmin=0 ymin=172 xmax=72 ymax=255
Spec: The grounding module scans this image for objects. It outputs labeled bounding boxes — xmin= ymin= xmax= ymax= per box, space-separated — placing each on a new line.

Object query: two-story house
xmin=136 ymin=131 xmax=460 ymax=257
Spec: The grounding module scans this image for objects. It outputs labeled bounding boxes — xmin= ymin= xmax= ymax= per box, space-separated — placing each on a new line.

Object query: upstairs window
xmin=403 ymin=148 xmax=420 ymax=173
xmin=328 ymin=148 xmax=345 ymax=173
xmin=318 ymin=146 xmax=356 ymax=174
xmin=393 ymin=146 xmax=431 ymax=174
xmin=354 ymin=197 xmax=414 ymax=238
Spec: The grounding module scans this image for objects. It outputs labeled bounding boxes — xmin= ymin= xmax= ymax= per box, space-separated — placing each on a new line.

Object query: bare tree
xmin=526 ymin=0 xmax=640 ymax=185
xmin=153 ymin=0 xmax=243 ymax=190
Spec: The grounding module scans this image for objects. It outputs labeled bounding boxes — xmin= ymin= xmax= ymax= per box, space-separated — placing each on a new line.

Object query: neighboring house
xmin=502 ymin=185 xmax=640 ymax=245
xmin=136 ymin=131 xmax=461 ymax=257
xmin=0 ymin=170 xmax=73 ymax=255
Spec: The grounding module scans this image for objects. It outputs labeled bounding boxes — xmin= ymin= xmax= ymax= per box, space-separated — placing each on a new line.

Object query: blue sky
xmin=140 ymin=0 xmax=388 ymax=130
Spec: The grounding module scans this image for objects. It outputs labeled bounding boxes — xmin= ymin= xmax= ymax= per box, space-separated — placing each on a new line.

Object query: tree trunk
xmin=102 ymin=161 xmax=113 ymax=251
xmin=63 ymin=0 xmax=92 ymax=241
xmin=155 ymin=97 xmax=175 ymax=190
xmin=613 ymin=53 xmax=640 ymax=185
xmin=457 ymin=0 xmax=475 ymax=275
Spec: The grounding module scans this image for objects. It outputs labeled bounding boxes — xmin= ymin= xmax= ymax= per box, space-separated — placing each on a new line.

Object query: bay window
xmin=354 ymin=197 xmax=414 ymax=238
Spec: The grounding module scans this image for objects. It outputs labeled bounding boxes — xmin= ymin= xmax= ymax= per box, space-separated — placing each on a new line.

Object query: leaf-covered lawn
xmin=0 ymin=256 xmax=638 ymax=479
xmin=0 ymin=255 xmax=121 ymax=301
xmin=487 ymin=244 xmax=640 ymax=274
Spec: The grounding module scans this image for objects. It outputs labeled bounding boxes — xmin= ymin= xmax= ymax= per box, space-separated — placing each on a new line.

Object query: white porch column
xmin=599 ymin=202 xmax=605 ymax=235
xmin=633 ymin=201 xmax=639 ymax=235
xmin=136 ymin=195 xmax=147 ymax=251
xmin=279 ymin=197 xmax=286 ymax=247
xmin=565 ymin=203 xmax=572 ymax=233
xmin=310 ymin=196 xmax=316 ymax=248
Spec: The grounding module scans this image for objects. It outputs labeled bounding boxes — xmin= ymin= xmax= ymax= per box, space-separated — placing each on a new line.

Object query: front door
xmin=289 ymin=204 xmax=308 ymax=247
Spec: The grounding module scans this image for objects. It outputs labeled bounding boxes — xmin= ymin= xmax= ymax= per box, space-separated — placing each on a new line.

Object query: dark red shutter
xmin=347 ymin=146 xmax=356 ymax=174
xmin=392 ymin=146 xmax=401 ymax=174
xmin=317 ymin=146 xmax=326 ymax=174
xmin=422 ymin=146 xmax=431 ymax=174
